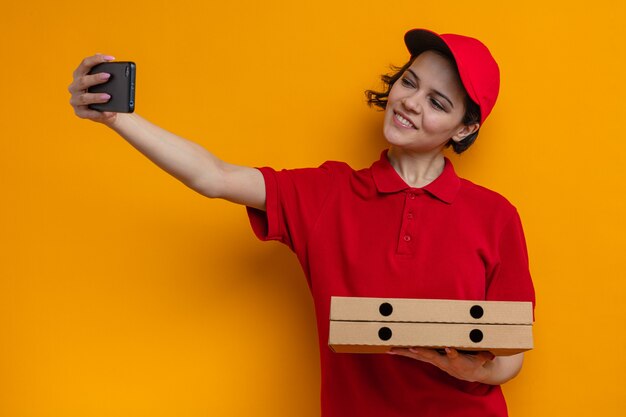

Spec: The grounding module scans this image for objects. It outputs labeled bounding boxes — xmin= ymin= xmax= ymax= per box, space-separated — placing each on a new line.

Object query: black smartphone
xmin=87 ymin=61 xmax=136 ymax=113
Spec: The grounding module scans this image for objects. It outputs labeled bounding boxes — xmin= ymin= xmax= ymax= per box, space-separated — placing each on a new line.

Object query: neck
xmin=387 ymin=147 xmax=446 ymax=188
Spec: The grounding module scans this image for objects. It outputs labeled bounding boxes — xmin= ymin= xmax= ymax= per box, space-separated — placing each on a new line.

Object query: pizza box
xmin=328 ymin=297 xmax=534 ymax=356
xmin=330 ymin=296 xmax=533 ymax=324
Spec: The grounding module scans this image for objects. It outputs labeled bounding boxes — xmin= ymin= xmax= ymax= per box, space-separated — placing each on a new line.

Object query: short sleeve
xmin=246 ymin=163 xmax=335 ymax=254
xmin=486 ymin=210 xmax=537 ymax=319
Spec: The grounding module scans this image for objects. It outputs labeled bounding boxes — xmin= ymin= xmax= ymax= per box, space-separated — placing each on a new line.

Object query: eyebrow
xmin=407 ymin=69 xmax=455 ymax=108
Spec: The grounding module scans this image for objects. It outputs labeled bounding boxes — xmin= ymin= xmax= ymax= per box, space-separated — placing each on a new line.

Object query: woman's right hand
xmin=68 ymin=54 xmax=118 ymax=126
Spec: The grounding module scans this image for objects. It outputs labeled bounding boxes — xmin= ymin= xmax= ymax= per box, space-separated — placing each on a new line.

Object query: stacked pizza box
xmin=328 ymin=297 xmax=533 ymax=356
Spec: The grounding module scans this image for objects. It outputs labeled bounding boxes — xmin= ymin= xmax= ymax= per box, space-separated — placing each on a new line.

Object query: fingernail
xmin=103 ymin=55 xmax=115 ymax=61
xmin=101 ymin=94 xmax=111 ymax=100
xmin=100 ymin=73 xmax=111 ymax=80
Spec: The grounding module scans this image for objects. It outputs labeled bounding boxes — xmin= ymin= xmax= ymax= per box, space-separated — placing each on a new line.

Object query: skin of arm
xmin=107 ymin=113 xmax=266 ymax=210
xmin=388 ymin=347 xmax=524 ymax=385
xmin=68 ymin=54 xmax=266 ymax=211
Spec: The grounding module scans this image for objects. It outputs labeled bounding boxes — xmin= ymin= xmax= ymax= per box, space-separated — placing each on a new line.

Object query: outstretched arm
xmin=106 ymin=113 xmax=266 ymax=210
xmin=68 ymin=54 xmax=265 ymax=211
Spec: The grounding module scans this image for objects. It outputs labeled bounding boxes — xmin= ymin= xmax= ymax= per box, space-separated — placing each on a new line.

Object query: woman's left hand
xmin=388 ymin=347 xmax=496 ymax=383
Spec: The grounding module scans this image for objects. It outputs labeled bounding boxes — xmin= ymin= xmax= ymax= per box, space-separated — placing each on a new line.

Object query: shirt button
xmin=403 ymin=235 xmax=411 ymax=242
xmin=409 ymin=193 xmax=416 ymax=199
xmin=407 ymin=213 xmax=414 ymax=220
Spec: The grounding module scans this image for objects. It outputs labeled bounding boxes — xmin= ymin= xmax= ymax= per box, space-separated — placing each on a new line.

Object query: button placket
xmin=397 ymin=191 xmax=420 ymax=255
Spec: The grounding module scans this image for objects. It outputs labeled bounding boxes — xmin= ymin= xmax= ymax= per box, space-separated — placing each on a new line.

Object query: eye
xmin=430 ymin=98 xmax=445 ymax=111
xmin=400 ymin=77 xmax=415 ymax=88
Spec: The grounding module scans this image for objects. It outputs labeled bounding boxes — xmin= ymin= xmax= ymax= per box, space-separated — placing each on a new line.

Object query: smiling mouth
xmin=394 ymin=111 xmax=416 ymax=129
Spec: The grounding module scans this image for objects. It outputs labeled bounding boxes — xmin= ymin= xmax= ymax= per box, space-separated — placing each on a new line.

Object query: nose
xmin=401 ymin=92 xmax=423 ymax=114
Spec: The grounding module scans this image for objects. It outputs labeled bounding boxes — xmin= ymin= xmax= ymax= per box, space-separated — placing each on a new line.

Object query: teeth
xmin=395 ymin=112 xmax=414 ymax=128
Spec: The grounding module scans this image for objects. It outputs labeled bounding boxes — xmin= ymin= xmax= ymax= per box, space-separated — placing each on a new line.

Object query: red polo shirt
xmin=247 ymin=150 xmax=536 ymax=417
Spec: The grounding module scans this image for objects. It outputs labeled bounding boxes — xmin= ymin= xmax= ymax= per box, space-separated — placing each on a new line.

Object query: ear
xmin=451 ymin=123 xmax=480 ymax=143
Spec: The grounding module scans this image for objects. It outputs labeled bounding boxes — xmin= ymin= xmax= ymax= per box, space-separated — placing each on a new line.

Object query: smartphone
xmin=87 ymin=61 xmax=136 ymax=113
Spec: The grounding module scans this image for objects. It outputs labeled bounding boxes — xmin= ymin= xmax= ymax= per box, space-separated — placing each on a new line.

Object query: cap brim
xmin=404 ymin=29 xmax=452 ymax=60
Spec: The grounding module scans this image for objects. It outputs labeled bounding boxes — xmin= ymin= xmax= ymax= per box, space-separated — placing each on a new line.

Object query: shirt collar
xmin=370 ymin=149 xmax=461 ymax=204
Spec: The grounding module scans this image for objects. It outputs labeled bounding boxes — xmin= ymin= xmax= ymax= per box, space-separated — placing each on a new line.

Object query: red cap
xmin=404 ymin=29 xmax=500 ymax=124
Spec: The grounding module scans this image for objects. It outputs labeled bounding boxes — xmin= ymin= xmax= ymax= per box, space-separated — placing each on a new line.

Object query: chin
xmin=383 ymin=126 xmax=414 ymax=148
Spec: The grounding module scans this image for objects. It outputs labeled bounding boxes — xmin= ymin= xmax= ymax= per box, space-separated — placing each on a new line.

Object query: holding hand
xmin=67 ymin=54 xmax=118 ymax=125
xmin=389 ymin=347 xmax=497 ymax=383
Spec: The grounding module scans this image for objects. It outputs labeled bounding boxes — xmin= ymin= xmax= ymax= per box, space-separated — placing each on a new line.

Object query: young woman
xmin=68 ymin=28 xmax=536 ymax=417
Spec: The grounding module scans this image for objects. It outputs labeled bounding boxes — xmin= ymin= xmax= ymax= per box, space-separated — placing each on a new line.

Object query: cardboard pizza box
xmin=330 ymin=296 xmax=533 ymax=324
xmin=328 ymin=297 xmax=534 ymax=356
xmin=328 ymin=321 xmax=533 ymax=355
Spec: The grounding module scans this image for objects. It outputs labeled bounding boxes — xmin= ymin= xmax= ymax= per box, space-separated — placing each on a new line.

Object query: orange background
xmin=2 ymin=1 xmax=626 ymax=416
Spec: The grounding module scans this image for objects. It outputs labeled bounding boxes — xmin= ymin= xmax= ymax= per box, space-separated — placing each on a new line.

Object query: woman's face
xmin=383 ymin=50 xmax=477 ymax=154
